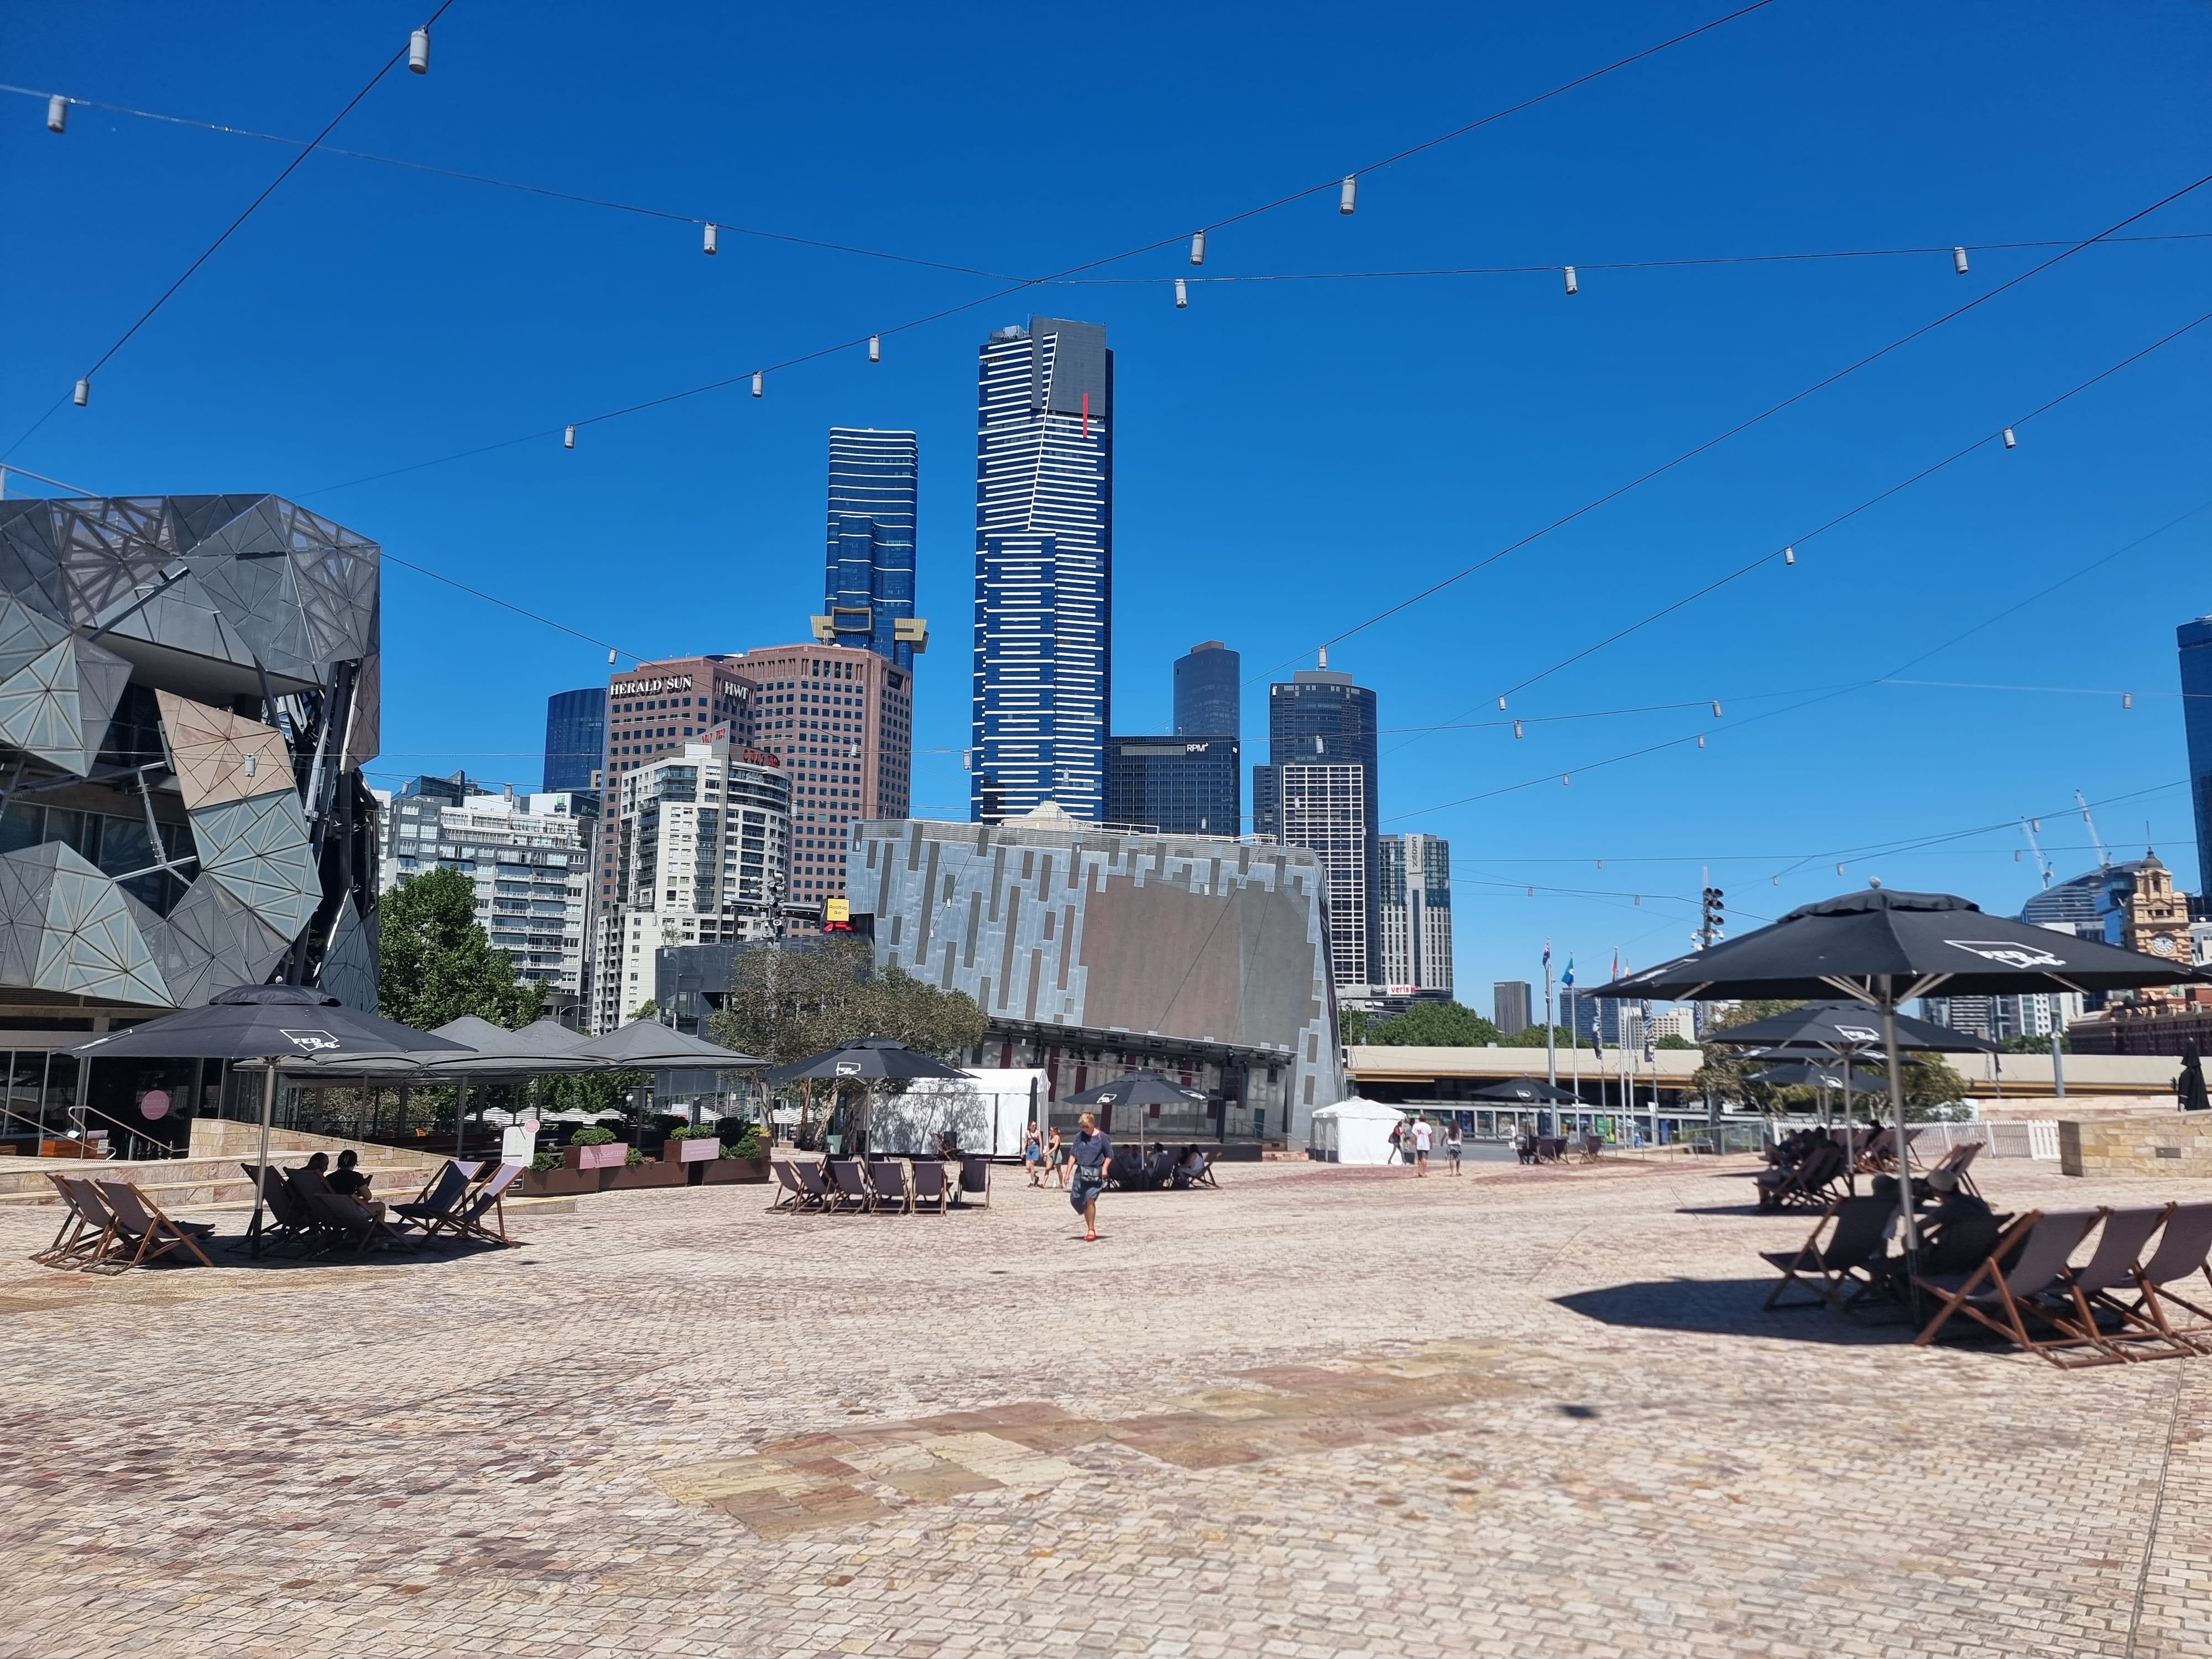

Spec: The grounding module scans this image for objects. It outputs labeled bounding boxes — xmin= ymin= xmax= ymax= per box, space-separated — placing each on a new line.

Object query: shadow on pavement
xmin=1552 ymin=1277 xmax=1926 ymax=1346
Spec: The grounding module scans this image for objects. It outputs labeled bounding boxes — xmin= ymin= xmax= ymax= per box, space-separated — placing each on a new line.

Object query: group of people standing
xmin=1385 ymin=1115 xmax=1462 ymax=1175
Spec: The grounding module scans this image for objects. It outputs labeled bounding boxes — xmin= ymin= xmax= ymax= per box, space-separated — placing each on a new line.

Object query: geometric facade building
xmin=0 ymin=494 xmax=381 ymax=1027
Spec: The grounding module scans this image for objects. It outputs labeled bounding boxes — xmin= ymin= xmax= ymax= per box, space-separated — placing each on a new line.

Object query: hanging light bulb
xmin=2015 ymin=848 xmax=2022 ymax=862
xmin=2124 ymin=692 xmax=2134 ymax=709
xmin=1597 ymin=859 xmax=1603 ymax=869
xmin=1782 ymin=546 xmax=1796 ymax=565
xmin=1835 ymin=863 xmax=1845 ymax=877
xmin=1339 ymin=175 xmax=1358 ymax=215
xmin=869 ymin=335 xmax=880 ymax=363
xmin=1562 ymin=266 xmax=1578 ymax=296
xmin=1711 ymin=700 xmax=1724 ymax=718
xmin=1772 ymin=874 xmax=1780 ymax=885
xmin=703 ymin=223 xmax=718 ymax=255
xmin=1562 ymin=773 xmax=1570 ymax=786
xmin=1497 ymin=695 xmax=1507 ymax=711
xmin=46 ymin=95 xmax=67 ymax=133
xmin=1175 ymin=278 xmax=1188 ymax=309
xmin=752 ymin=371 xmax=764 ymax=398
xmin=564 ymin=425 xmax=576 ymax=449
xmin=1635 ymin=895 xmax=1642 ymax=906
xmin=608 ymin=648 xmax=617 ymax=665
xmin=1190 ymin=229 xmax=1207 ymax=266
xmin=1953 ymin=247 xmax=1969 ymax=275
xmin=409 ymin=27 xmax=430 ymax=72
xmin=1697 ymin=734 xmax=1706 ymax=749
xmin=2002 ymin=427 xmax=2017 ymax=448
xmin=1527 ymin=886 xmax=1534 ymax=897
xmin=1513 ymin=719 xmax=1523 ymax=739
xmin=72 ymin=377 xmax=88 ymax=408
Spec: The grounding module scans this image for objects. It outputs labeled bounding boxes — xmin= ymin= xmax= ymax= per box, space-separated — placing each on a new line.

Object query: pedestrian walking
xmin=1444 ymin=1119 xmax=1463 ymax=1175
xmin=1412 ymin=1115 xmax=1432 ymax=1176
xmin=1387 ymin=1119 xmax=1406 ymax=1164
xmin=1068 ymin=1112 xmax=1112 ymax=1241
xmin=1045 ymin=1124 xmax=1066 ymax=1188
xmin=1022 ymin=1120 xmax=1045 ymax=1186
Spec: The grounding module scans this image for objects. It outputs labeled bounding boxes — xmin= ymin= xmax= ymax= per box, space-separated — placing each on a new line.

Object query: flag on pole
xmin=1542 ymin=939 xmax=1552 ymax=969
xmin=1560 ymin=956 xmax=1575 ymax=988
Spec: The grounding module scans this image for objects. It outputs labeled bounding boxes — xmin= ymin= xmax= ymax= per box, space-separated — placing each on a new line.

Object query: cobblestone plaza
xmin=2 ymin=1154 xmax=2207 ymax=1658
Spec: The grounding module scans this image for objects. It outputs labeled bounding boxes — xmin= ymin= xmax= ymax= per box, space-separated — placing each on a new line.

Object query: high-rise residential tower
xmin=1378 ymin=832 xmax=1453 ymax=993
xmin=2181 ymin=615 xmax=2212 ymax=893
xmin=971 ymin=317 xmax=1113 ymax=822
xmin=1494 ymin=980 xmax=1532 ymax=1036
xmin=542 ymin=686 xmax=607 ymax=796
xmin=817 ymin=429 xmax=925 ymax=670
xmin=1175 ymin=640 xmax=1240 ymax=738
xmin=1252 ymin=661 xmax=1380 ymax=985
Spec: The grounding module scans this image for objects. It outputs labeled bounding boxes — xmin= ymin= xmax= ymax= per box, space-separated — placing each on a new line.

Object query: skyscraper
xmin=1494 ymin=980 xmax=1532 ymax=1036
xmin=2182 ymin=614 xmax=2212 ymax=891
xmin=818 ymin=429 xmax=922 ymax=670
xmin=1252 ymin=662 xmax=1380 ymax=984
xmin=972 ymin=317 xmax=1113 ymax=822
xmin=1255 ymin=764 xmax=1371 ymax=987
xmin=1378 ymin=832 xmax=1453 ymax=993
xmin=1105 ymin=735 xmax=1240 ymax=835
xmin=542 ymin=686 xmax=607 ymax=796
xmin=1175 ymin=640 xmax=1239 ymax=738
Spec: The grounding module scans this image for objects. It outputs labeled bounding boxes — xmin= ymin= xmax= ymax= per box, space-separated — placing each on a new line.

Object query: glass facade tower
xmin=971 ymin=317 xmax=1113 ymax=821
xmin=825 ymin=428 xmax=920 ymax=671
xmin=1174 ymin=640 xmax=1240 ymax=738
xmin=1252 ymin=667 xmax=1381 ymax=984
xmin=2181 ymin=615 xmax=2212 ymax=893
xmin=542 ymin=686 xmax=607 ymax=796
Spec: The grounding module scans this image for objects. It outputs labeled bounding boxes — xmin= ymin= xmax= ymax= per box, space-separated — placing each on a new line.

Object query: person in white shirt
xmin=1412 ymin=1117 xmax=1433 ymax=1176
xmin=1444 ymin=1120 xmax=1463 ymax=1175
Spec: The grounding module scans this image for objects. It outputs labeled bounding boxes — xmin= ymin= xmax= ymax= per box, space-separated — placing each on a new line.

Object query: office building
xmin=851 ymin=807 xmax=1345 ymax=1142
xmin=816 ymin=428 xmax=926 ymax=670
xmin=1175 ymin=640 xmax=1240 ymax=738
xmin=1494 ymin=980 xmax=1532 ymax=1036
xmin=733 ymin=641 xmax=914 ymax=911
xmin=1104 ymin=737 xmax=1241 ymax=836
xmin=1922 ymin=993 xmax=2064 ymax=1043
xmin=1376 ymin=833 xmax=1452 ymax=993
xmin=2183 ymin=615 xmax=2212 ymax=893
xmin=593 ymin=656 xmax=758 ymax=925
xmin=1252 ymin=661 xmax=1380 ymax=986
xmin=379 ymin=778 xmax=594 ymax=999
xmin=971 ymin=317 xmax=1113 ymax=822
xmin=542 ymin=686 xmax=607 ymax=796
xmin=589 ymin=739 xmax=791 ymax=1030
xmin=2022 ymin=854 xmax=2189 ymax=958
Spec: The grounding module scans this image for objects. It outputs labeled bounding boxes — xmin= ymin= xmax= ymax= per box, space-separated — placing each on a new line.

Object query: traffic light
xmin=1700 ymin=886 xmax=1725 ymax=948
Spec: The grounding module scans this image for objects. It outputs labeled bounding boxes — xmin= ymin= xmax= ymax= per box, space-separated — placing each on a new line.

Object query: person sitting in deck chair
xmin=1175 ymin=1145 xmax=1208 ymax=1188
xmin=325 ymin=1149 xmax=388 ymax=1220
xmin=1917 ymin=1165 xmax=2001 ymax=1274
xmin=1145 ymin=1143 xmax=1178 ymax=1188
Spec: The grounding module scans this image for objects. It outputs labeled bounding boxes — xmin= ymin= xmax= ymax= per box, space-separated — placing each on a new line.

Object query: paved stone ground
xmin=2 ymin=1152 xmax=2208 ymax=1658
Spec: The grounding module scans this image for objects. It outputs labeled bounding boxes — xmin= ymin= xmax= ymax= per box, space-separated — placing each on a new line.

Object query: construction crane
xmin=2075 ymin=790 xmax=2111 ymax=869
xmin=2019 ymin=817 xmax=2056 ymax=889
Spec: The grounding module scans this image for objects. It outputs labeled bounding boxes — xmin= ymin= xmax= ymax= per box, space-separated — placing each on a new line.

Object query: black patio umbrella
xmin=2179 ymin=1040 xmax=2210 ymax=1113
xmin=1469 ymin=1077 xmax=1580 ymax=1104
xmin=764 ymin=1037 xmax=969 ymax=1084
xmin=1746 ymin=1061 xmax=1890 ymax=1095
xmin=66 ymin=985 xmax=469 ymax=1256
xmin=1060 ymin=1071 xmax=1207 ymax=1138
xmin=1589 ymin=888 xmax=2208 ymax=1262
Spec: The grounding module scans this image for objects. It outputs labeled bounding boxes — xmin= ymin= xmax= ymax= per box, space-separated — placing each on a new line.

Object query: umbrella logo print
xmin=834 ymin=1061 xmax=862 ymax=1077
xmin=1097 ymin=1092 xmax=1118 ymax=1104
xmin=281 ymin=1029 xmax=343 ymax=1052
xmin=1835 ymin=1024 xmax=1880 ymax=1043
xmin=1942 ymin=938 xmax=2066 ymax=970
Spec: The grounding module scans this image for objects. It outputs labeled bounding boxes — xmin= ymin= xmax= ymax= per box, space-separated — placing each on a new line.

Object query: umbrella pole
xmin=1879 ymin=993 xmax=1921 ymax=1322
xmin=248 ymin=1059 xmax=278 ymax=1261
xmin=1838 ymin=1049 xmax=1855 ymax=1196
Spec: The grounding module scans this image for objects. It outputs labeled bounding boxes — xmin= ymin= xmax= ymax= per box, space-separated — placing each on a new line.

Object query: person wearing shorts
xmin=1412 ymin=1115 xmax=1432 ymax=1175
xmin=1022 ymin=1121 xmax=1045 ymax=1186
xmin=1444 ymin=1120 xmax=1463 ymax=1174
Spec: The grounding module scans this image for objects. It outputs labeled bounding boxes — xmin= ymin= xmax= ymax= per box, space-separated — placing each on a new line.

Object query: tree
xmin=1655 ymin=1034 xmax=1699 ymax=1051
xmin=708 ymin=938 xmax=986 ymax=1065
xmin=2000 ymin=1031 xmax=2069 ymax=1053
xmin=1366 ymin=1000 xmax=1503 ymax=1047
xmin=378 ymin=865 xmax=543 ymax=1031
xmin=1499 ymin=1022 xmax=1575 ymax=1050
xmin=1339 ymin=1008 xmax=1377 ymax=1047
xmin=1688 ymin=1000 xmax=1805 ymax=1109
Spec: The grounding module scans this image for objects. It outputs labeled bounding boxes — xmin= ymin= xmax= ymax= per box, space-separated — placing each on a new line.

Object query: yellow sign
xmin=824 ymin=898 xmax=851 ymax=924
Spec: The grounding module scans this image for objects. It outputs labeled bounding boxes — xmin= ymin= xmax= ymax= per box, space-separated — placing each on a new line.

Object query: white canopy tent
xmin=1308 ymin=1096 xmax=1406 ymax=1165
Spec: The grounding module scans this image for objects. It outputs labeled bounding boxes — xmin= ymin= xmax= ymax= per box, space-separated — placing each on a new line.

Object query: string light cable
xmin=3 ymin=3 xmax=461 ymax=462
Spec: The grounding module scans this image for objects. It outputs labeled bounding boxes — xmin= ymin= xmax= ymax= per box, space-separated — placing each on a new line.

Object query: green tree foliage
xmin=1999 ymin=1032 xmax=2070 ymax=1053
xmin=1500 ymin=1022 xmax=1576 ymax=1050
xmin=1688 ymin=999 xmax=1806 ymax=1108
xmin=1655 ymin=1034 xmax=1699 ymax=1051
xmin=1363 ymin=1000 xmax=1504 ymax=1047
xmin=707 ymin=937 xmax=987 ymax=1066
xmin=378 ymin=865 xmax=543 ymax=1031
xmin=537 ymin=1067 xmax=646 ymax=1115
xmin=1339 ymin=1008 xmax=1376 ymax=1047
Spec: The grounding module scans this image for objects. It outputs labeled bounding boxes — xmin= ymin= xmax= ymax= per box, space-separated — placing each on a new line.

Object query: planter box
xmin=603 ymin=1161 xmax=686 ymax=1190
xmin=666 ymin=1136 xmax=721 ymax=1164
xmin=564 ymin=1142 xmax=629 ymax=1171
xmin=523 ymin=1166 xmax=597 ymax=1197
xmin=696 ymin=1155 xmax=768 ymax=1185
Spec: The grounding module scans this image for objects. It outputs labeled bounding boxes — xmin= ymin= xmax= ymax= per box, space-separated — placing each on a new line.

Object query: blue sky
xmin=7 ymin=1 xmax=2210 ymax=1002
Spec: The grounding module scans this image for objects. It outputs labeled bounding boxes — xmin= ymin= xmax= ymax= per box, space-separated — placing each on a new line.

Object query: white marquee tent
xmin=1308 ymin=1096 xmax=1407 ymax=1165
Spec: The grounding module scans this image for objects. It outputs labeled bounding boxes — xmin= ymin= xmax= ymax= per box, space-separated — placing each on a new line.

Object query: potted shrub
xmin=525 ymin=1143 xmax=596 ymax=1197
xmin=700 ymin=1123 xmax=770 ymax=1185
xmin=561 ymin=1125 xmax=629 ymax=1171
xmin=663 ymin=1124 xmax=722 ymax=1164
xmin=606 ymin=1139 xmax=686 ymax=1190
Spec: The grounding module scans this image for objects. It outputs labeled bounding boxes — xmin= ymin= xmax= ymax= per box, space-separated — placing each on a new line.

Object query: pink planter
xmin=666 ymin=1137 xmax=721 ymax=1164
xmin=564 ymin=1142 xmax=630 ymax=1171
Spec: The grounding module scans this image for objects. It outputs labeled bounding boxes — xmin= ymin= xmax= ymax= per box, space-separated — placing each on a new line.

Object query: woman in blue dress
xmin=1068 ymin=1112 xmax=1112 ymax=1242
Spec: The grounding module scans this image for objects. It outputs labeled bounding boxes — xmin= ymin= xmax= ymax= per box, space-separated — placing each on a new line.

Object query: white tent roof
xmin=1311 ymin=1096 xmax=1406 ymax=1121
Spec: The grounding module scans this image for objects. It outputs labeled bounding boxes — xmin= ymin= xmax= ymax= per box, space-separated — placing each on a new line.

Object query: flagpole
xmin=1543 ymin=941 xmax=1556 ymax=1091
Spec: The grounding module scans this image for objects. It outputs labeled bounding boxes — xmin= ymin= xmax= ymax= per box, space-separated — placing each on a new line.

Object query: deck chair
xmin=2031 ymin=1206 xmax=2190 ymax=1365
xmin=1926 ymin=1140 xmax=1984 ymax=1198
xmin=768 ymin=1157 xmax=813 ymax=1214
xmin=2103 ymin=1201 xmax=2212 ymax=1352
xmin=393 ymin=1160 xmax=478 ymax=1232
xmin=1912 ymin=1208 xmax=2101 ymax=1360
xmin=957 ymin=1153 xmax=992 ymax=1208
xmin=1762 ymin=1194 xmax=1893 ymax=1311
xmin=300 ymin=1185 xmax=415 ymax=1259
xmin=791 ymin=1157 xmax=835 ymax=1213
xmin=1853 ymin=1128 xmax=1895 ymax=1173
xmin=866 ymin=1158 xmax=913 ymax=1214
xmin=827 ymin=1157 xmax=873 ymax=1214
xmin=909 ymin=1157 xmax=950 ymax=1214
xmin=33 ymin=1173 xmax=112 ymax=1268
xmin=82 ymin=1179 xmax=216 ymax=1275
xmin=236 ymin=1162 xmax=318 ymax=1253
xmin=1756 ymin=1140 xmax=1848 ymax=1212
xmin=426 ymin=1162 xmax=525 ymax=1246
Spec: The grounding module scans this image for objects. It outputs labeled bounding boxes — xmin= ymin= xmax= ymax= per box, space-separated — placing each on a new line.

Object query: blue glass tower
xmin=2180 ymin=614 xmax=2212 ymax=890
xmin=542 ymin=686 xmax=607 ymax=796
xmin=971 ymin=317 xmax=1113 ymax=821
xmin=823 ymin=428 xmax=919 ymax=670
xmin=1174 ymin=640 xmax=1240 ymax=738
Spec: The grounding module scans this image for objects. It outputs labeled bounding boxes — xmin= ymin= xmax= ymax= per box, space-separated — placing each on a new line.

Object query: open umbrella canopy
xmin=765 ymin=1037 xmax=967 ymax=1084
xmin=1469 ymin=1076 xmax=1580 ymax=1104
xmin=573 ymin=1020 xmax=761 ymax=1070
xmin=1588 ymin=889 xmax=2210 ymax=1003
xmin=1747 ymin=1061 xmax=1892 ymax=1093
xmin=65 ymin=984 xmax=468 ymax=1063
xmin=1059 ymin=1070 xmax=1208 ymax=1109
xmin=284 ymin=1013 xmax=609 ymax=1079
xmin=1706 ymin=1000 xmax=1999 ymax=1055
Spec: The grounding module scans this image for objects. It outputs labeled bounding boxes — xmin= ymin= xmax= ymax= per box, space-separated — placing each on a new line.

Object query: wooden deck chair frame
xmin=2100 ymin=1201 xmax=2212 ymax=1353
xmin=235 ymin=1162 xmax=317 ymax=1253
xmin=866 ymin=1157 xmax=913 ymax=1214
xmin=392 ymin=1160 xmax=478 ymax=1232
xmin=768 ymin=1157 xmax=812 ymax=1214
xmin=1912 ymin=1208 xmax=2103 ymax=1361
xmin=1926 ymin=1140 xmax=1985 ymax=1199
xmin=82 ymin=1179 xmax=216 ymax=1275
xmin=2032 ymin=1204 xmax=2192 ymax=1365
xmin=827 ymin=1157 xmax=873 ymax=1214
xmin=33 ymin=1173 xmax=112 ymax=1268
xmin=909 ymin=1157 xmax=950 ymax=1214
xmin=792 ymin=1157 xmax=836 ymax=1213
xmin=1761 ymin=1194 xmax=1893 ymax=1312
xmin=425 ymin=1162 xmax=526 ymax=1246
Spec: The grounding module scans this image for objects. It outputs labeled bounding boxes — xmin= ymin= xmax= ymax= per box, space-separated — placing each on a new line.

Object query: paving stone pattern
xmin=2 ymin=1155 xmax=2208 ymax=1657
